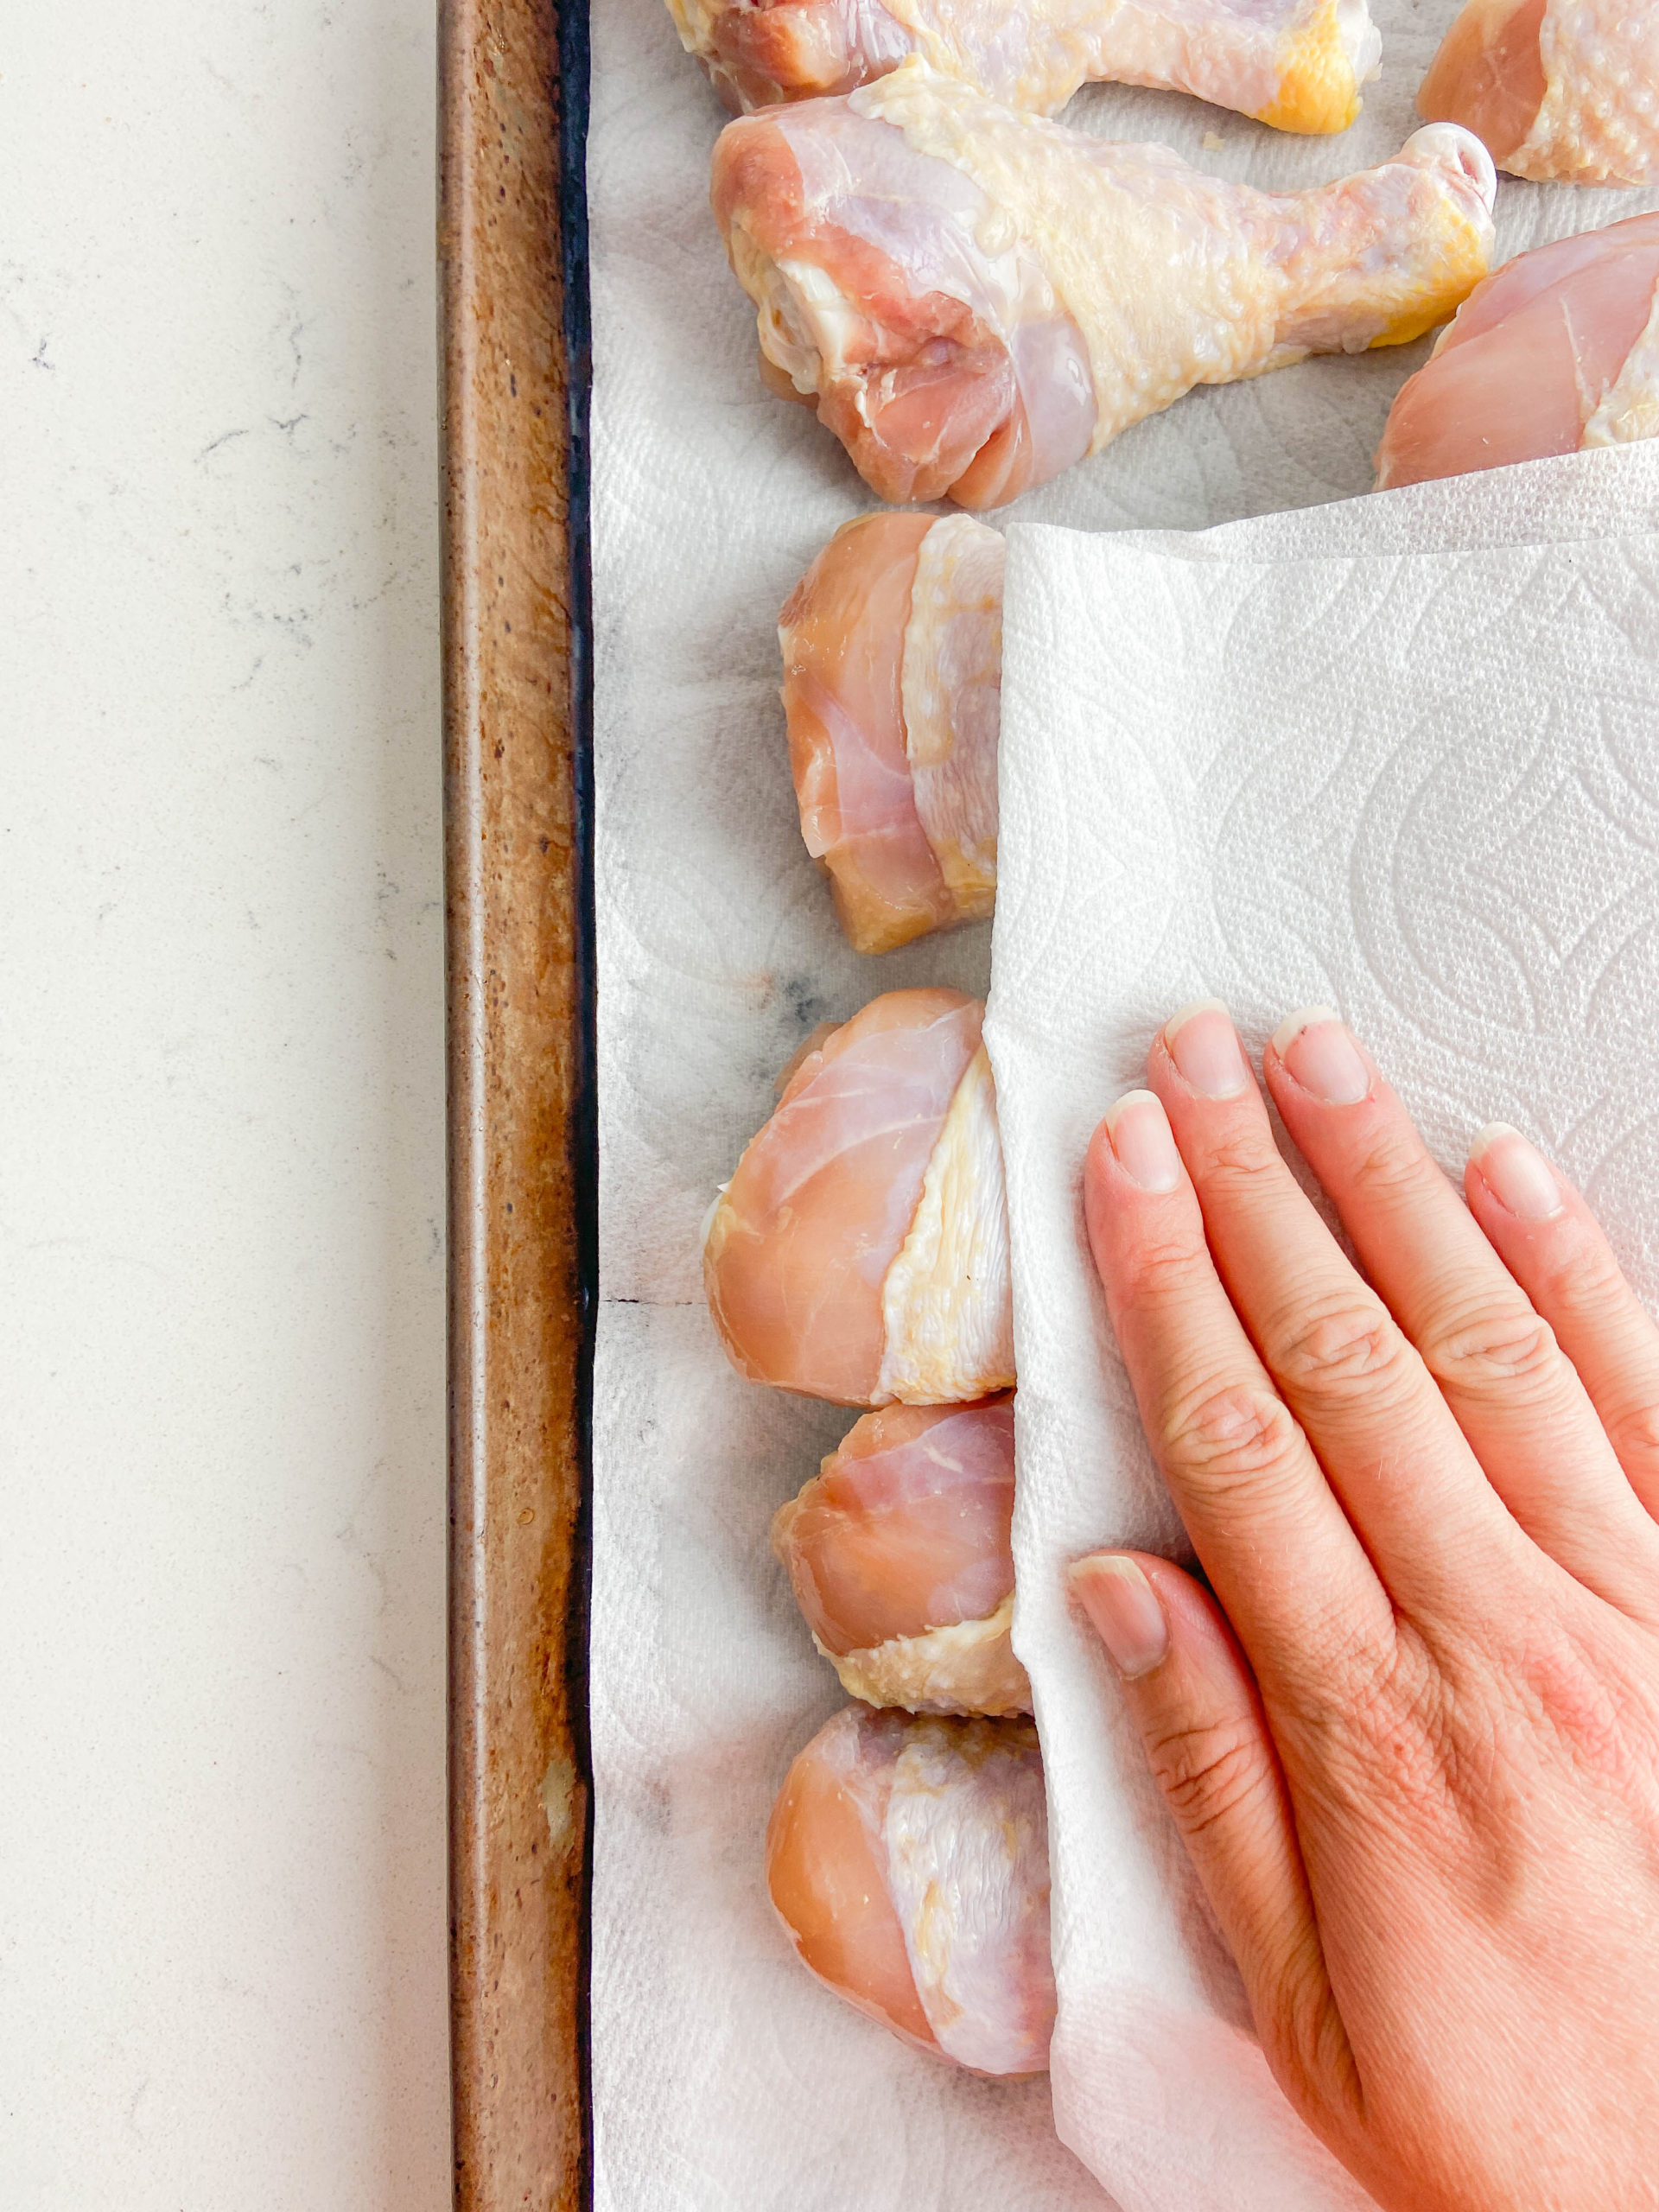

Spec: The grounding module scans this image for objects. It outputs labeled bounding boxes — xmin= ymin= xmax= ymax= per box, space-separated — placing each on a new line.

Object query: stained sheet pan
xmin=439 ymin=2 xmax=594 ymax=2206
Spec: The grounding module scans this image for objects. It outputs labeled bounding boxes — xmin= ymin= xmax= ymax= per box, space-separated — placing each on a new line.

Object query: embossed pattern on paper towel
xmin=984 ymin=493 xmax=1659 ymax=2212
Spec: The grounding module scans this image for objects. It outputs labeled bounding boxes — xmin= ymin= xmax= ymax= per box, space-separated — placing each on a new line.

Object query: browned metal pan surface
xmin=440 ymin=1 xmax=595 ymax=2205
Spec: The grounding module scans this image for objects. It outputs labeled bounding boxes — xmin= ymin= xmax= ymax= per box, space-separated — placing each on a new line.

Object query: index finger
xmin=1085 ymin=1090 xmax=1395 ymax=1704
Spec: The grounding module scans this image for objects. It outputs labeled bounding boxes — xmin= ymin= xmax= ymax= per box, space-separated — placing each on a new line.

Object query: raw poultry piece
xmin=1376 ymin=213 xmax=1659 ymax=486
xmin=1419 ymin=0 xmax=1659 ymax=184
xmin=712 ymin=60 xmax=1497 ymax=506
xmin=789 ymin=209 xmax=1659 ymax=890
xmin=766 ymin=1705 xmax=1054 ymax=2072
xmin=669 ymin=0 xmax=1382 ymax=136
xmin=781 ymin=511 xmax=1002 ymax=953
xmin=773 ymin=1395 xmax=1030 ymax=1714
xmin=704 ymin=988 xmax=1014 ymax=1405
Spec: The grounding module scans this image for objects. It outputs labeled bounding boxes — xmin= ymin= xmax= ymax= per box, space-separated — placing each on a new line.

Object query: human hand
xmin=1071 ymin=1001 xmax=1659 ymax=2212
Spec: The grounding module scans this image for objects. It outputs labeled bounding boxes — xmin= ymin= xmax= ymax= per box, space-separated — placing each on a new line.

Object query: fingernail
xmin=1069 ymin=1554 xmax=1169 ymax=1680
xmin=1163 ymin=999 xmax=1249 ymax=1100
xmin=1105 ymin=1090 xmax=1182 ymax=1192
xmin=1470 ymin=1122 xmax=1563 ymax=1221
xmin=1272 ymin=1007 xmax=1370 ymax=1106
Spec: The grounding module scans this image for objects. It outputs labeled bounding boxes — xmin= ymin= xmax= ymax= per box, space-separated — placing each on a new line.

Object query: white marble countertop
xmin=0 ymin=6 xmax=450 ymax=2203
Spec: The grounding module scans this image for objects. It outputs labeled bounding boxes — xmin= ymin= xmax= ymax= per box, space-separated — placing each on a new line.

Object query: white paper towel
xmin=587 ymin=0 xmax=1659 ymax=2188
xmin=986 ymin=445 xmax=1659 ymax=2212
xmin=589 ymin=3 xmax=1083 ymax=2199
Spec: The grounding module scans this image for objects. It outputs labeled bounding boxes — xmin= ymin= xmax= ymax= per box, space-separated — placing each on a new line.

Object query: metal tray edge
xmin=440 ymin=2 xmax=595 ymax=2204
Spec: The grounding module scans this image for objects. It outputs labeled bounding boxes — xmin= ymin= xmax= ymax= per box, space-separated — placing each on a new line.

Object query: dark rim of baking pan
xmin=564 ymin=0 xmax=600 ymax=2182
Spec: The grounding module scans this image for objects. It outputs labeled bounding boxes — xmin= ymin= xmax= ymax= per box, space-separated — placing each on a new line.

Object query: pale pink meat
xmin=779 ymin=513 xmax=957 ymax=954
xmin=1376 ymin=213 xmax=1659 ymax=489
xmin=703 ymin=989 xmax=982 ymax=1403
xmin=766 ymin=1707 xmax=938 ymax=2050
xmin=712 ymin=74 xmax=1496 ymax=506
xmin=1418 ymin=0 xmax=1548 ymax=166
xmin=772 ymin=1395 xmax=1016 ymax=1655
xmin=1419 ymin=0 xmax=1659 ymax=183
xmin=781 ymin=511 xmax=1004 ymax=951
xmin=766 ymin=1706 xmax=1055 ymax=2074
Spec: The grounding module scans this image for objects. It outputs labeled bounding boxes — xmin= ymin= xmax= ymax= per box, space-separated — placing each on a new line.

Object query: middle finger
xmin=1264 ymin=1009 xmax=1659 ymax=1617
xmin=1147 ymin=1001 xmax=1520 ymax=1623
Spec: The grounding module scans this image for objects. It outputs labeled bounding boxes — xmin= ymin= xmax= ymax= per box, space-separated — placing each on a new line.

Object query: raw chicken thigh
xmin=773 ymin=1394 xmax=1030 ymax=1714
xmin=669 ymin=0 xmax=1382 ymax=136
xmin=1420 ymin=0 xmax=1659 ymax=184
xmin=766 ymin=1705 xmax=1055 ymax=2073
xmin=1376 ymin=213 xmax=1659 ymax=486
xmin=704 ymin=988 xmax=1014 ymax=1405
xmin=781 ymin=512 xmax=1002 ymax=953
xmin=712 ymin=60 xmax=1498 ymax=506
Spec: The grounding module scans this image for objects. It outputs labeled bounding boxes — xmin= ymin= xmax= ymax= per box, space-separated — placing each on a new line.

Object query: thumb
xmin=1070 ymin=1551 xmax=1344 ymax=2101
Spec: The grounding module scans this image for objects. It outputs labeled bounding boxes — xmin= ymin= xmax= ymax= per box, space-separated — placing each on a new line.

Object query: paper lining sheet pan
xmin=445 ymin=0 xmax=1659 ymax=2198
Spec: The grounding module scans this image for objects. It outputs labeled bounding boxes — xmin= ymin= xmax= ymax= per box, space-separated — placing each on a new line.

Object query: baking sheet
xmin=586 ymin=0 xmax=1659 ymax=2202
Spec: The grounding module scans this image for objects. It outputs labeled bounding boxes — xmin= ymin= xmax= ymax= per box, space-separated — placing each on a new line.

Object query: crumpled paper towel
xmin=587 ymin=0 xmax=1659 ymax=2186
xmin=986 ymin=442 xmax=1659 ymax=2212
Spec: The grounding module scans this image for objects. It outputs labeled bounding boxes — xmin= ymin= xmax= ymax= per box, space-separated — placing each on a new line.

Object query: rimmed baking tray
xmin=439 ymin=2 xmax=594 ymax=2206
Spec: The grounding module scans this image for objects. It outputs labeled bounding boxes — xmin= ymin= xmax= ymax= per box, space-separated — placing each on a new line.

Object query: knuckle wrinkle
xmin=1276 ymin=1300 xmax=1403 ymax=1402
xmin=1165 ymin=1383 xmax=1302 ymax=1500
xmin=1608 ymin=1398 xmax=1659 ymax=1471
xmin=1146 ymin=1713 xmax=1266 ymax=1841
xmin=1421 ymin=1303 xmax=1562 ymax=1398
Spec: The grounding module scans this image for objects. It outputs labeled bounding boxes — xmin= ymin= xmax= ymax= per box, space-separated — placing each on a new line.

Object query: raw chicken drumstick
xmin=787 ymin=216 xmax=1658 ymax=942
xmin=767 ymin=1705 xmax=1055 ymax=2072
xmin=1376 ymin=213 xmax=1659 ymax=487
xmin=792 ymin=216 xmax=1659 ymax=936
xmin=772 ymin=1395 xmax=1031 ymax=1714
xmin=670 ymin=0 xmax=1382 ymax=136
xmin=781 ymin=511 xmax=1002 ymax=953
xmin=704 ymin=988 xmax=1013 ymax=1406
xmin=712 ymin=59 xmax=1497 ymax=507
xmin=1419 ymin=0 xmax=1659 ymax=184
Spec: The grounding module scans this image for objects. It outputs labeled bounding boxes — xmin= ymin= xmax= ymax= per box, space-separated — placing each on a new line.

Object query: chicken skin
xmin=713 ymin=60 xmax=1497 ymax=506
xmin=772 ymin=1395 xmax=1030 ymax=1714
xmin=766 ymin=1705 xmax=1055 ymax=2073
xmin=1420 ymin=0 xmax=1659 ymax=184
xmin=781 ymin=512 xmax=1002 ymax=953
xmin=669 ymin=0 xmax=1381 ymax=135
xmin=704 ymin=988 xmax=1014 ymax=1405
